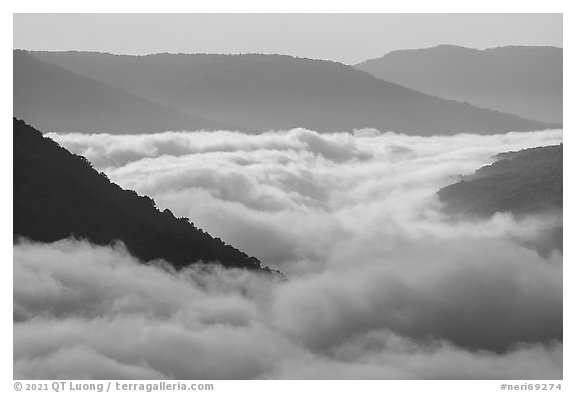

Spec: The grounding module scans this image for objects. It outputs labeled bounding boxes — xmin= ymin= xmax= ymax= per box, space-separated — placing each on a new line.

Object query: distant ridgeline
xmin=438 ymin=144 xmax=563 ymax=256
xmin=15 ymin=50 xmax=560 ymax=135
xmin=355 ymin=45 xmax=563 ymax=124
xmin=13 ymin=118 xmax=273 ymax=272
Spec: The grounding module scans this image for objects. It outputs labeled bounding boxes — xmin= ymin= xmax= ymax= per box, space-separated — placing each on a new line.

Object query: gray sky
xmin=13 ymin=13 xmax=562 ymax=64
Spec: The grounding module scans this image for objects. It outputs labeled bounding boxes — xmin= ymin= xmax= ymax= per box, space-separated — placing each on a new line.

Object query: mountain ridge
xmin=437 ymin=143 xmax=562 ymax=257
xmin=13 ymin=118 xmax=273 ymax=273
xmin=438 ymin=144 xmax=562 ymax=217
xmin=13 ymin=50 xmax=239 ymax=134
xmin=24 ymin=49 xmax=560 ymax=135
xmin=354 ymin=45 xmax=562 ymax=123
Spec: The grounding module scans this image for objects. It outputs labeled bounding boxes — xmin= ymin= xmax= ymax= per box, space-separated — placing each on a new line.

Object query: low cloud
xmin=14 ymin=239 xmax=561 ymax=379
xmin=15 ymin=128 xmax=563 ymax=379
xmin=49 ymin=128 xmax=563 ymax=273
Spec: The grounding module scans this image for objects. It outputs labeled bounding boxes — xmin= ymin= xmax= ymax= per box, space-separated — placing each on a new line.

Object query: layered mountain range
xmin=15 ymin=49 xmax=560 ymax=135
xmin=13 ymin=50 xmax=233 ymax=134
xmin=355 ymin=45 xmax=562 ymax=123
xmin=13 ymin=46 xmax=563 ymax=269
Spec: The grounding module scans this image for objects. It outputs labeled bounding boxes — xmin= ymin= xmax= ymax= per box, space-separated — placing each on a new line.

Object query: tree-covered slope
xmin=13 ymin=118 xmax=266 ymax=271
xmin=438 ymin=144 xmax=562 ymax=257
xmin=438 ymin=144 xmax=562 ymax=217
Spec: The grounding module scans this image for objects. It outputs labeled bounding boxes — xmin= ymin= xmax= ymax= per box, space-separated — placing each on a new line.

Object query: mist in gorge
xmin=14 ymin=127 xmax=563 ymax=379
xmin=13 ymin=13 xmax=563 ymax=381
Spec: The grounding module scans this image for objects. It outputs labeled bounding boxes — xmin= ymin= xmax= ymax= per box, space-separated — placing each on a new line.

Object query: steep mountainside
xmin=438 ymin=144 xmax=562 ymax=217
xmin=13 ymin=118 xmax=266 ymax=271
xmin=28 ymin=50 xmax=559 ymax=135
xmin=438 ymin=144 xmax=562 ymax=256
xmin=355 ymin=45 xmax=562 ymax=123
xmin=13 ymin=50 xmax=234 ymax=134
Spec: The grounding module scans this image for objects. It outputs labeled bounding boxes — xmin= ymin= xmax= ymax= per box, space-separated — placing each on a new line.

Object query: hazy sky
xmin=14 ymin=13 xmax=562 ymax=64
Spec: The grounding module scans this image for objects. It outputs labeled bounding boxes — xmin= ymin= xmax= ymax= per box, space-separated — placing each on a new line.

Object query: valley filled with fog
xmin=14 ymin=127 xmax=563 ymax=379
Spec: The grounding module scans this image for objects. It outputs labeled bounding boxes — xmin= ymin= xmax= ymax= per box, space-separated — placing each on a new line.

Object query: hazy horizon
xmin=13 ymin=14 xmax=562 ymax=64
xmin=14 ymin=42 xmax=565 ymax=61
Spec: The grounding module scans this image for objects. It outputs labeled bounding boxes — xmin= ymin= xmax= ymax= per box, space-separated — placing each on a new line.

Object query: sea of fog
xmin=14 ymin=128 xmax=563 ymax=379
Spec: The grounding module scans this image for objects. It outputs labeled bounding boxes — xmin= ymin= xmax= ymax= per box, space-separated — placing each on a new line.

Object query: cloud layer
xmin=49 ymin=128 xmax=563 ymax=273
xmin=15 ymin=128 xmax=563 ymax=379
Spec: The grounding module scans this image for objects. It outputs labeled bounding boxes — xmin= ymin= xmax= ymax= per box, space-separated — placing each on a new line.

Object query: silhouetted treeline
xmin=13 ymin=118 xmax=273 ymax=272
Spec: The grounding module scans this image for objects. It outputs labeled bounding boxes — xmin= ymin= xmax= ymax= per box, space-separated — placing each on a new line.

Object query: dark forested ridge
xmin=438 ymin=144 xmax=562 ymax=256
xmin=25 ymin=50 xmax=559 ymax=135
xmin=13 ymin=118 xmax=268 ymax=271
xmin=438 ymin=144 xmax=562 ymax=217
xmin=355 ymin=45 xmax=562 ymax=123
